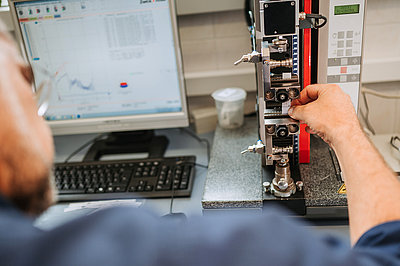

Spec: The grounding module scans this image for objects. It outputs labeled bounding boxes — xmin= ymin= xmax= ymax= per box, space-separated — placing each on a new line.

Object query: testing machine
xmin=237 ymin=0 xmax=366 ymax=216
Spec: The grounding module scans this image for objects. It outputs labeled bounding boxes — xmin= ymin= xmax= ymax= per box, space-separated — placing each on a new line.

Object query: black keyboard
xmin=54 ymin=156 xmax=196 ymax=202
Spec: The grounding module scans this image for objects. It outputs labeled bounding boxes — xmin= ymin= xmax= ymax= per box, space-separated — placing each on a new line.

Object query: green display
xmin=334 ymin=4 xmax=360 ymax=15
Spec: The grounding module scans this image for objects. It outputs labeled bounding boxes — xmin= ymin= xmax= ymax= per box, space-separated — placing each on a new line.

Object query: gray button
xmin=346 ymin=40 xmax=353 ymax=47
xmin=338 ymin=31 xmax=345 ymax=39
xmin=346 ymin=31 xmax=353 ymax=38
xmin=346 ymin=49 xmax=353 ymax=56
xmin=341 ymin=58 xmax=348 ymax=65
xmin=328 ymin=58 xmax=341 ymax=66
xmin=340 ymin=75 xmax=347 ymax=83
xmin=348 ymin=74 xmax=360 ymax=82
xmin=338 ymin=40 xmax=344 ymax=48
xmin=348 ymin=56 xmax=361 ymax=65
xmin=327 ymin=75 xmax=340 ymax=83
xmin=337 ymin=50 xmax=344 ymax=57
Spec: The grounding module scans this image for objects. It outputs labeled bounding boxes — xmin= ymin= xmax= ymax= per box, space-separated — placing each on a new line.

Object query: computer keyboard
xmin=54 ymin=156 xmax=196 ymax=202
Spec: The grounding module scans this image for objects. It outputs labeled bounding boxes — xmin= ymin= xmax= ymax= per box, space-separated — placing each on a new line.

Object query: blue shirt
xmin=0 ymin=196 xmax=399 ymax=266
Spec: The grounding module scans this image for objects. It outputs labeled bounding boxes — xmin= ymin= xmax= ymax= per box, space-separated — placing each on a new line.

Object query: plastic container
xmin=212 ymin=88 xmax=247 ymax=129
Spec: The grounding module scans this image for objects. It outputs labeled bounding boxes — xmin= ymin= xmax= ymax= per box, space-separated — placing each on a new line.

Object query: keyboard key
xmin=180 ymin=181 xmax=188 ymax=190
xmin=145 ymin=185 xmax=153 ymax=192
xmin=58 ymin=189 xmax=85 ymax=195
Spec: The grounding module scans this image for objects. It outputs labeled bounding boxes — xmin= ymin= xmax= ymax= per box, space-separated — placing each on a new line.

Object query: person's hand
xmin=288 ymin=84 xmax=362 ymax=147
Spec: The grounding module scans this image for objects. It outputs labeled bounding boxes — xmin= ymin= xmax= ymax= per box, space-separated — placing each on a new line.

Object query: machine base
xmin=262 ymin=164 xmax=306 ymax=215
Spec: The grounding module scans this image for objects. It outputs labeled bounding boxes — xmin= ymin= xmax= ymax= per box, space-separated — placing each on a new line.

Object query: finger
xmin=288 ymin=105 xmax=308 ymax=121
xmin=305 ymin=126 xmax=317 ymax=134
xmin=296 ymin=84 xmax=324 ymax=105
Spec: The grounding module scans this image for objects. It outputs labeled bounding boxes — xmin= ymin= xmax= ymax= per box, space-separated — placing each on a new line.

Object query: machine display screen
xmin=334 ymin=4 xmax=360 ymax=15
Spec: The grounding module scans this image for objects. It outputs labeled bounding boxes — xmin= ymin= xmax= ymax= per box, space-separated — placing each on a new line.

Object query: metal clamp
xmin=234 ymin=51 xmax=262 ymax=66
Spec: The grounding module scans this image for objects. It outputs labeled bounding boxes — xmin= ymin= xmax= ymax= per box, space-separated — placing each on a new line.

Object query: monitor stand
xmin=83 ymin=130 xmax=169 ymax=162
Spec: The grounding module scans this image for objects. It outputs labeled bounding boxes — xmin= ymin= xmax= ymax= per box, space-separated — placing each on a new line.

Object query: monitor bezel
xmin=9 ymin=0 xmax=189 ymax=136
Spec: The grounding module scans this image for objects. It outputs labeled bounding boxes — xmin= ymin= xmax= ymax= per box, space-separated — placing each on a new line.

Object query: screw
xmin=265 ymin=91 xmax=274 ymax=100
xmin=291 ymin=2 xmax=295 ymax=6
xmin=266 ymin=125 xmax=275 ymax=134
xmin=296 ymin=181 xmax=304 ymax=191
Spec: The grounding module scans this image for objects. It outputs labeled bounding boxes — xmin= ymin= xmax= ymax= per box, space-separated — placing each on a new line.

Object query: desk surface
xmin=35 ymin=126 xmax=351 ymax=238
xmin=35 ymin=129 xmax=212 ymax=230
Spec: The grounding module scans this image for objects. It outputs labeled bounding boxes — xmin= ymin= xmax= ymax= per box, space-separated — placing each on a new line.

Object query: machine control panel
xmin=326 ymin=0 xmax=365 ymax=111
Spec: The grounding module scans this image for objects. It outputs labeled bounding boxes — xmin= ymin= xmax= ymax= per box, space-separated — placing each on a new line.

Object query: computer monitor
xmin=9 ymin=0 xmax=188 ymax=137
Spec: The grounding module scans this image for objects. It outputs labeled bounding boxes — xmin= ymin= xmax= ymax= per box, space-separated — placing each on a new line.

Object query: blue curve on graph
xmin=57 ymin=73 xmax=95 ymax=91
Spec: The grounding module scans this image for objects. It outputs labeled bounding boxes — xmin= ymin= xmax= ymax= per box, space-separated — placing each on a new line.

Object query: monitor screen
xmin=11 ymin=0 xmax=188 ymax=135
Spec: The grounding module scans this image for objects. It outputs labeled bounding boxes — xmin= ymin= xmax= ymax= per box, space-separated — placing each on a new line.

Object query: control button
xmin=349 ymin=57 xmax=361 ymax=65
xmin=349 ymin=74 xmax=360 ymax=82
xmin=328 ymin=58 xmax=341 ymax=67
xmin=346 ymin=40 xmax=353 ymax=48
xmin=337 ymin=40 xmax=344 ymax=48
xmin=341 ymin=58 xmax=348 ymax=65
xmin=332 ymin=33 xmax=337 ymax=39
xmin=346 ymin=31 xmax=353 ymax=38
xmin=340 ymin=67 xmax=347 ymax=74
xmin=327 ymin=75 xmax=340 ymax=83
xmin=346 ymin=49 xmax=353 ymax=56
xmin=338 ymin=31 xmax=345 ymax=39
xmin=337 ymin=50 xmax=344 ymax=57
xmin=340 ymin=75 xmax=347 ymax=83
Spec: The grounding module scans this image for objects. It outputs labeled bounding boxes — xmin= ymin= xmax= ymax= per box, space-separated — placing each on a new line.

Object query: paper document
xmin=64 ymin=199 xmax=143 ymax=213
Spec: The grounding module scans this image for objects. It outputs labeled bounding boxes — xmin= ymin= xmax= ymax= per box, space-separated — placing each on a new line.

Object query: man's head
xmin=0 ymin=21 xmax=55 ymax=216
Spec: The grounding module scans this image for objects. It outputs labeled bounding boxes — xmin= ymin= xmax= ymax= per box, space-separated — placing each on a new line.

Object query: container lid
xmin=211 ymin=88 xmax=247 ymax=102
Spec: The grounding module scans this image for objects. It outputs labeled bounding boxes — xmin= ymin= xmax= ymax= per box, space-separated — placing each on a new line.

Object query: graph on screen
xmin=16 ymin=0 xmax=182 ymax=121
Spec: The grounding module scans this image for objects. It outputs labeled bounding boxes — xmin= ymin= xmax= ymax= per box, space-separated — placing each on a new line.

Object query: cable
xmin=359 ymin=87 xmax=400 ymax=136
xmin=361 ymin=90 xmax=376 ymax=135
xmin=306 ymin=13 xmax=327 ymax=29
xmin=64 ymin=133 xmax=107 ymax=163
xmin=195 ymin=163 xmax=209 ymax=169
xmin=361 ymin=87 xmax=400 ymax=99
xmin=180 ymin=128 xmax=211 ymax=165
xmin=166 ymin=128 xmax=211 ymax=215
xmin=169 ymin=176 xmax=176 ymax=215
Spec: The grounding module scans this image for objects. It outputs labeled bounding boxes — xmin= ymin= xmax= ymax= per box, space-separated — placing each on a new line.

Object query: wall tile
xmin=180 ymin=39 xmax=217 ymax=72
xmin=365 ymin=0 xmax=400 ymax=25
xmin=215 ymin=36 xmax=252 ymax=70
xmin=178 ymin=13 xmax=214 ymax=42
xmin=213 ymin=10 xmax=249 ymax=38
xmin=363 ymin=23 xmax=400 ymax=61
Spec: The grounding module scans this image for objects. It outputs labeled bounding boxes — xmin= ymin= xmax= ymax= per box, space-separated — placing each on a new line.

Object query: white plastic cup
xmin=212 ymin=88 xmax=247 ymax=129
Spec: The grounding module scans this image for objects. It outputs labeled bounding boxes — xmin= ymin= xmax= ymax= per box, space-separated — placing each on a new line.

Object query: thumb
xmin=288 ymin=105 xmax=308 ymax=121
